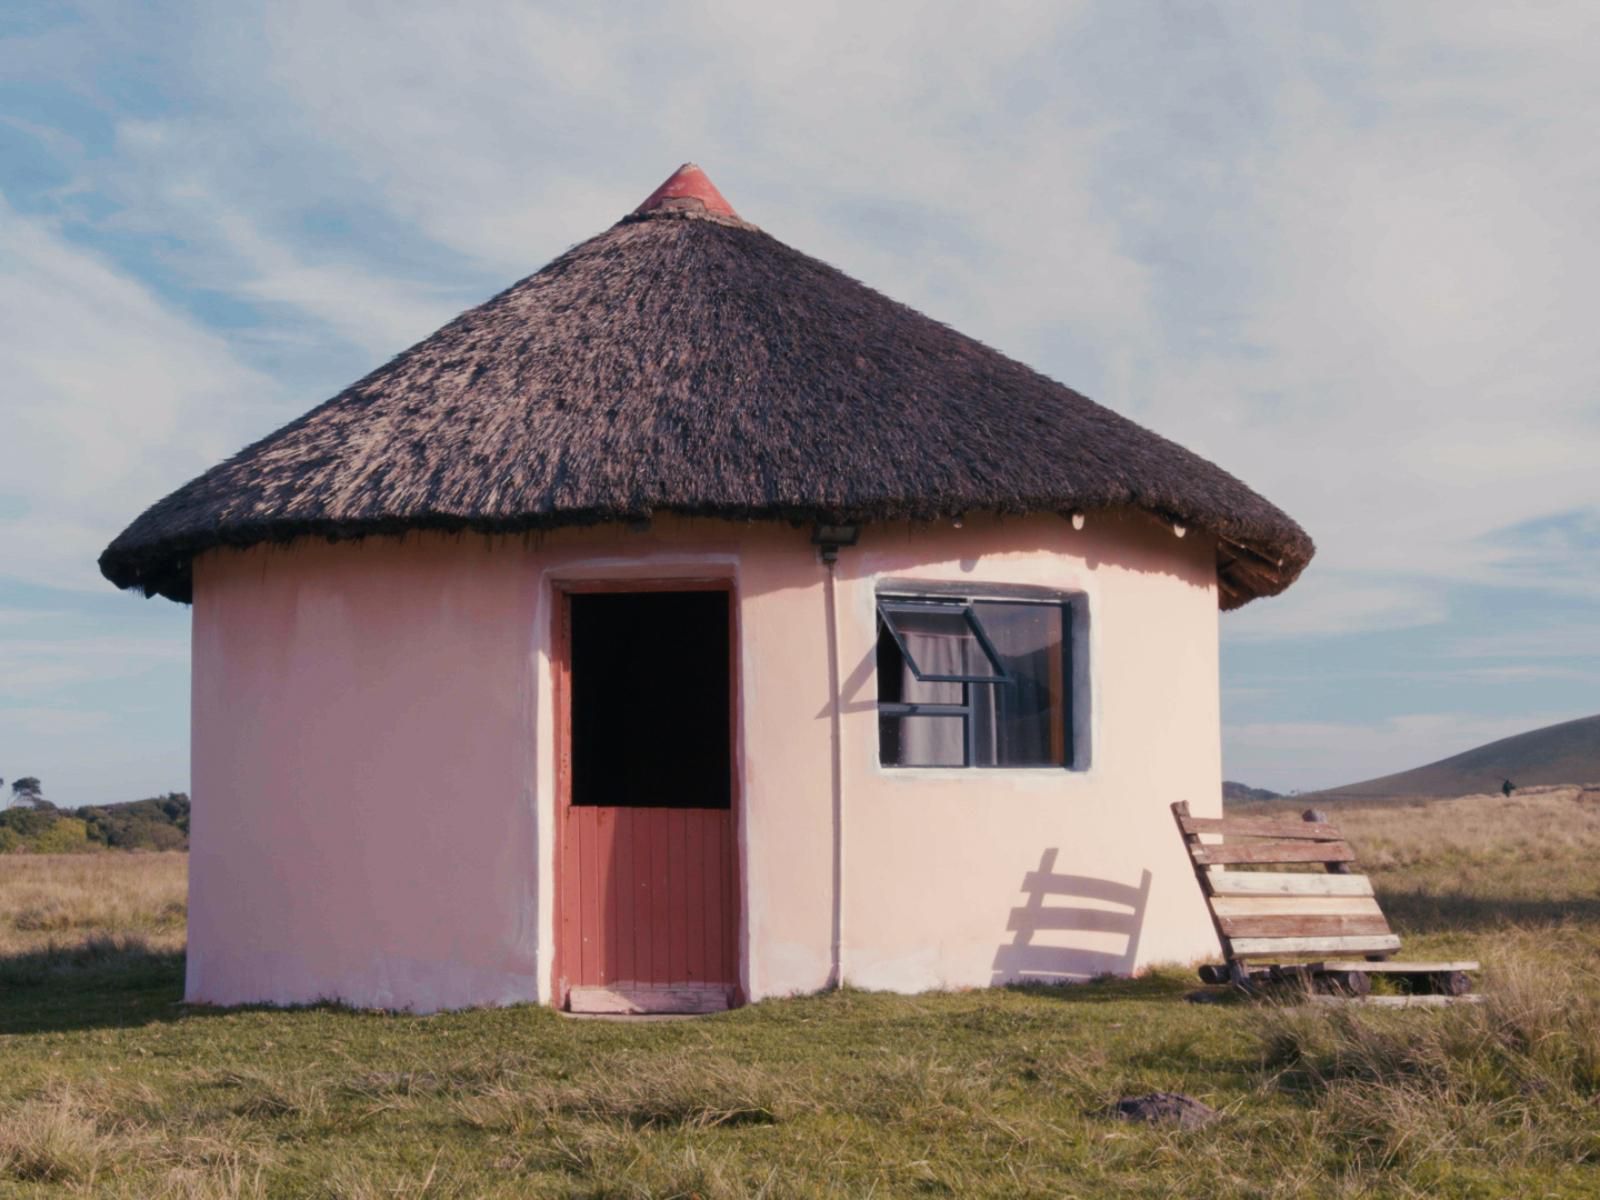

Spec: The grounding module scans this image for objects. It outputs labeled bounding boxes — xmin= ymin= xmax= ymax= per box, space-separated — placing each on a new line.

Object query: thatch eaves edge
xmin=98 ymin=500 xmax=1310 ymax=608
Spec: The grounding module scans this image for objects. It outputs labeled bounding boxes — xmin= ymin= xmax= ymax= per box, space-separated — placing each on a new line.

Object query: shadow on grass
xmin=0 ymin=948 xmax=1212 ymax=1039
xmin=0 ymin=950 xmax=436 ymax=1036
xmin=0 ymin=939 xmax=188 ymax=1035
xmin=1379 ymin=891 xmax=1600 ymax=934
xmin=1001 ymin=969 xmax=1197 ymax=1004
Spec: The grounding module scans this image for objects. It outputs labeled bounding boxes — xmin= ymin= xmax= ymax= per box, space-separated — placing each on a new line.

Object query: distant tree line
xmin=0 ymin=785 xmax=190 ymax=854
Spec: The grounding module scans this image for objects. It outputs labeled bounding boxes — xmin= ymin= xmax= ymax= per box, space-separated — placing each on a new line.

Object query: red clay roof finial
xmin=634 ymin=163 xmax=739 ymax=220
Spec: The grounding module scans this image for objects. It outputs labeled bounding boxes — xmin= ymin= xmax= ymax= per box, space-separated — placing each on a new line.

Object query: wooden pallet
xmin=1173 ymin=801 xmax=1478 ymax=999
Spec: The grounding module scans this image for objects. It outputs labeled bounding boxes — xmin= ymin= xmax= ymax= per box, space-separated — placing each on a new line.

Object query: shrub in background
xmin=79 ymin=794 xmax=190 ymax=851
xmin=30 ymin=819 xmax=91 ymax=855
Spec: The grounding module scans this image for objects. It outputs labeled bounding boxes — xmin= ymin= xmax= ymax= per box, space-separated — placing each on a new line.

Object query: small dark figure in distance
xmin=1501 ymin=778 xmax=1515 ymax=798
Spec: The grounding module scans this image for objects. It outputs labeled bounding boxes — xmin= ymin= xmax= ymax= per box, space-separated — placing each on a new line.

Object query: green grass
xmin=3 ymin=790 xmax=1600 ymax=1197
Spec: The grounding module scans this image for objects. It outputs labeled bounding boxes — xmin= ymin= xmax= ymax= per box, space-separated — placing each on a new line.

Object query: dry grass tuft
xmin=1 ymin=854 xmax=187 ymax=946
xmin=119 ymin=1154 xmax=268 ymax=1200
xmin=0 ymin=1090 xmax=139 ymax=1185
xmin=207 ymin=1071 xmax=329 ymax=1122
xmin=453 ymin=1053 xmax=800 ymax=1138
xmin=1331 ymin=786 xmax=1600 ymax=869
xmin=1257 ymin=946 xmax=1600 ymax=1171
xmin=0 ymin=853 xmax=186 ymax=986
xmin=1250 ymin=786 xmax=1600 ymax=872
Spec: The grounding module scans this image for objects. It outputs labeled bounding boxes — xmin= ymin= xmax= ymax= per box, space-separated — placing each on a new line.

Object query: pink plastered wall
xmin=187 ymin=512 xmax=1221 ymax=1011
xmin=832 ymin=514 xmax=1222 ymax=993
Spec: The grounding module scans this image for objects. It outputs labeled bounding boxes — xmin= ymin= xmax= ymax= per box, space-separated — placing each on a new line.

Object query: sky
xmin=1 ymin=1 xmax=1596 ymax=806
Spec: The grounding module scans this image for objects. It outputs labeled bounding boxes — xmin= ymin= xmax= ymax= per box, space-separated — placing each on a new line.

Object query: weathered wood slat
xmin=567 ymin=985 xmax=733 ymax=1015
xmin=1177 ymin=815 xmax=1344 ymax=840
xmin=1218 ymin=913 xmax=1393 ymax=939
xmin=1210 ymin=895 xmax=1384 ymax=918
xmin=1207 ymin=871 xmax=1374 ymax=897
xmin=1312 ymin=959 xmax=1479 ymax=973
xmin=1230 ymin=934 xmax=1401 ymax=956
xmin=1192 ymin=841 xmax=1356 ymax=866
xmin=1308 ymin=993 xmax=1483 ymax=1008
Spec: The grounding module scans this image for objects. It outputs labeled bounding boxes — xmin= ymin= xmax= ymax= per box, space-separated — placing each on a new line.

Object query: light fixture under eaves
xmin=811 ymin=522 xmax=860 ymax=565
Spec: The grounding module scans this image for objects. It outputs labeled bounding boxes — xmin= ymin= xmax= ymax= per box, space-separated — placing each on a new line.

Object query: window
xmin=876 ymin=594 xmax=1073 ymax=768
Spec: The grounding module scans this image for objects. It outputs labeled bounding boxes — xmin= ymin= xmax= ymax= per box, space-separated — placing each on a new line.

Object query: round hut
xmin=101 ymin=164 xmax=1313 ymax=1014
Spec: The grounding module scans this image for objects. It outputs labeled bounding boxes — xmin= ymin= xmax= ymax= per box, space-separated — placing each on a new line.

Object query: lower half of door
xmin=559 ymin=805 xmax=737 ymax=1013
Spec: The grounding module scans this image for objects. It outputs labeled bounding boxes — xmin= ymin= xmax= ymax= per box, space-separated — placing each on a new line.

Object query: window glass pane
xmin=879 ymin=714 xmax=967 ymax=767
xmin=970 ymin=602 xmax=1067 ymax=767
xmin=876 ymin=620 xmax=964 ymax=706
xmin=881 ymin=604 xmax=1004 ymax=681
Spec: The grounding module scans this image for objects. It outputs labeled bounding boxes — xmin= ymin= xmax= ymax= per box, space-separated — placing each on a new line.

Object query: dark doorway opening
xmin=569 ymin=590 xmax=732 ymax=809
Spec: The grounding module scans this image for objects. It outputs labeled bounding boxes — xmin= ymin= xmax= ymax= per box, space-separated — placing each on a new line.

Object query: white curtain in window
xmin=899 ymin=634 xmax=969 ymax=766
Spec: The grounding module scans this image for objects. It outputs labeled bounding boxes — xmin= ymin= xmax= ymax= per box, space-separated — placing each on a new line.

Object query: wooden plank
xmin=1230 ymin=934 xmax=1401 ymax=957
xmin=1210 ymin=895 xmax=1384 ymax=918
xmin=1218 ymin=913 xmax=1392 ymax=939
xmin=600 ymin=808 xmax=619 ymax=985
xmin=615 ymin=809 xmax=637 ymax=989
xmin=1178 ymin=815 xmax=1344 ymax=840
xmin=701 ymin=813 xmax=722 ymax=984
xmin=568 ymin=985 xmax=733 ymax=1015
xmin=1307 ymin=994 xmax=1483 ymax=1008
xmin=1192 ymin=841 xmax=1357 ymax=866
xmin=579 ymin=808 xmax=600 ymax=986
xmin=650 ymin=808 xmax=671 ymax=986
xmin=627 ymin=809 xmax=646 ymax=985
xmin=669 ymin=809 xmax=690 ymax=984
xmin=721 ymin=809 xmax=737 ymax=985
xmin=1313 ymin=959 xmax=1479 ymax=974
xmin=1207 ymin=871 xmax=1374 ymax=897
xmin=686 ymin=811 xmax=707 ymax=985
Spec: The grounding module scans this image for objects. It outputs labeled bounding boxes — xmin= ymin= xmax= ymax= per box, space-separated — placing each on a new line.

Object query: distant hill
xmin=1312 ymin=713 xmax=1600 ymax=801
xmin=1223 ymin=780 xmax=1282 ymax=803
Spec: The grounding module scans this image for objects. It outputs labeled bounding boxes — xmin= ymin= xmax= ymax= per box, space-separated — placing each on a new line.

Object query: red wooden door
xmin=560 ymin=807 xmax=736 ymax=999
xmin=554 ymin=586 xmax=738 ymax=1012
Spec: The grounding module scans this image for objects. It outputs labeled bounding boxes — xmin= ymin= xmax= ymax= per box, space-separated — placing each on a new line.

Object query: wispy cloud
xmin=1225 ymin=572 xmax=1449 ymax=641
xmin=0 ymin=633 xmax=187 ymax=699
xmin=0 ymin=705 xmax=112 ymax=739
xmin=0 ymin=196 xmax=284 ymax=592
xmin=1448 ymin=624 xmax=1600 ymax=662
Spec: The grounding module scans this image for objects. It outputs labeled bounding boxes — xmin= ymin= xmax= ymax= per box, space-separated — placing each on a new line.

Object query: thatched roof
xmin=100 ymin=164 xmax=1312 ymax=608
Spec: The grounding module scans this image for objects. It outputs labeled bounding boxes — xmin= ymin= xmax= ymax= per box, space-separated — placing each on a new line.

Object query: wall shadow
xmin=991 ymin=849 xmax=1151 ymax=986
xmin=0 ymin=946 xmax=187 ymax=1035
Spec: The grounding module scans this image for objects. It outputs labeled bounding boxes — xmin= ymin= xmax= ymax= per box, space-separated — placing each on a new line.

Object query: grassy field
xmin=3 ymin=791 xmax=1600 ymax=1197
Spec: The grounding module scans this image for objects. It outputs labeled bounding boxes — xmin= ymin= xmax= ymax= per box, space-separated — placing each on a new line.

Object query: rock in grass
xmin=1108 ymin=1092 xmax=1217 ymax=1129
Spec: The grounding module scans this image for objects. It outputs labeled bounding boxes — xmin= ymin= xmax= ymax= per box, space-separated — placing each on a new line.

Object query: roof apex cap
xmin=633 ymin=163 xmax=739 ymax=220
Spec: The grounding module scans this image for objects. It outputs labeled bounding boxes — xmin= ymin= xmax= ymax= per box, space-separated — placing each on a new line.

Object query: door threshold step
xmin=567 ymin=985 xmax=734 ymax=1015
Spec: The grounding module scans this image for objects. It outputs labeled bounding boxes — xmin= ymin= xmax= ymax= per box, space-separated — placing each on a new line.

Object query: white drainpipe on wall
xmin=823 ymin=554 xmax=847 ymax=988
